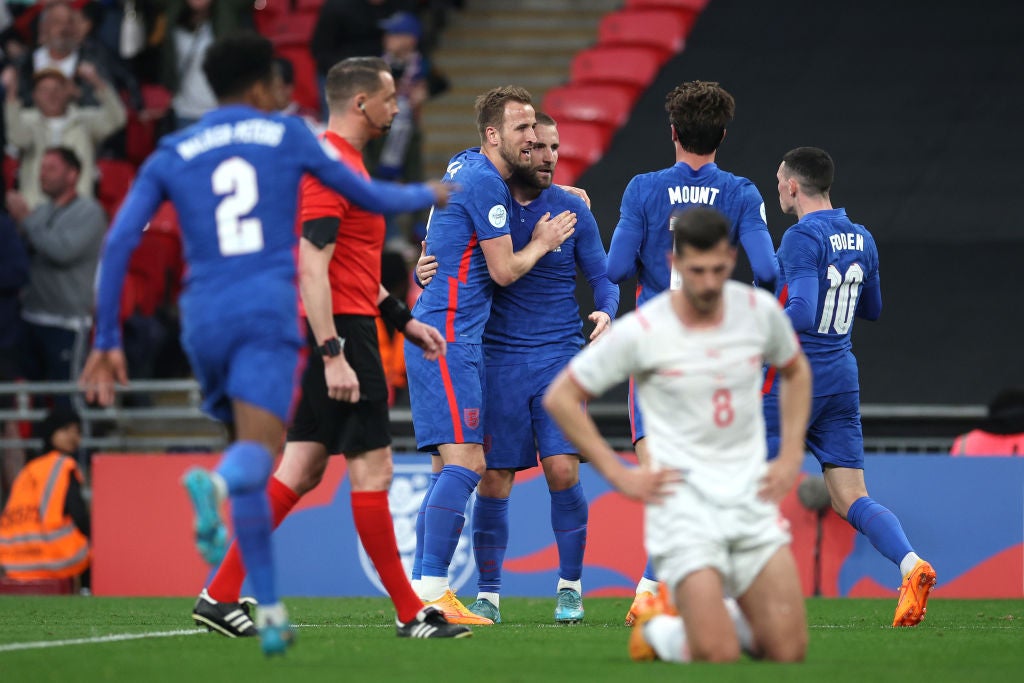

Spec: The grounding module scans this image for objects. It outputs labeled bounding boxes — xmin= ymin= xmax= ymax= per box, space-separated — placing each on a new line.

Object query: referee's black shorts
xmin=288 ymin=315 xmax=391 ymax=454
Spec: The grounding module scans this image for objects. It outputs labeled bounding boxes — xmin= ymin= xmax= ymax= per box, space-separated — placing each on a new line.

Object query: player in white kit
xmin=544 ymin=207 xmax=812 ymax=663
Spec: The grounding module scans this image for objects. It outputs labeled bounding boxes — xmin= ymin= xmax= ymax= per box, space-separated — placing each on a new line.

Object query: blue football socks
xmin=421 ymin=465 xmax=480 ymax=578
xmin=550 ymin=483 xmax=588 ymax=582
xmin=216 ymin=441 xmax=276 ymax=605
xmin=473 ymin=495 xmax=510 ymax=593
xmin=412 ymin=471 xmax=440 ymax=581
xmin=846 ymin=496 xmax=914 ymax=567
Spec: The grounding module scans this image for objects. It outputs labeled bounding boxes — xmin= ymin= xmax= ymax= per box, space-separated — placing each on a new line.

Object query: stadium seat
xmin=554 ymin=156 xmax=588 ymax=186
xmin=543 ymin=84 xmax=636 ymax=143
xmin=597 ymin=10 xmax=689 ymax=64
xmin=570 ymin=46 xmax=663 ymax=97
xmin=294 ymin=0 xmax=325 ymax=11
xmin=96 ymin=159 xmax=137 ymax=219
xmin=3 ymin=154 xmax=18 ymax=191
xmin=124 ymin=84 xmax=173 ymax=165
xmin=265 ymin=10 xmax=318 ymax=47
xmin=555 ymin=121 xmax=609 ymax=166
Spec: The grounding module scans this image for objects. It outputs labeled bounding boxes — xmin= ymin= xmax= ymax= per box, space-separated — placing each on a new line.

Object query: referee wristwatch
xmin=317 ymin=337 xmax=345 ymax=358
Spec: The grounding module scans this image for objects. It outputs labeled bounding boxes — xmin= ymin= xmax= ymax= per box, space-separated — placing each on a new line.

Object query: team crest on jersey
xmin=464 ymin=408 xmax=480 ymax=430
xmin=488 ymin=204 xmax=507 ymax=228
xmin=357 ymin=463 xmax=477 ymax=594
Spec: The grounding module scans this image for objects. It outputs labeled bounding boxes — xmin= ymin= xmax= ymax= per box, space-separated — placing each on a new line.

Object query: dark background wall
xmin=578 ymin=0 xmax=1024 ymax=404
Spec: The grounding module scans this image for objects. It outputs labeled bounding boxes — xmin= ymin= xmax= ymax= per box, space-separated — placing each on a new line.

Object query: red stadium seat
xmin=294 ymin=0 xmax=325 ymax=11
xmin=3 ymin=155 xmax=19 ymax=191
xmin=543 ymin=84 xmax=636 ymax=143
xmin=96 ymin=159 xmax=137 ymax=219
xmin=597 ymin=10 xmax=689 ymax=63
xmin=554 ymin=121 xmax=609 ymax=166
xmin=124 ymin=84 xmax=173 ymax=164
xmin=265 ymin=10 xmax=318 ymax=47
xmin=554 ymin=157 xmax=587 ymax=186
xmin=570 ymin=46 xmax=663 ymax=96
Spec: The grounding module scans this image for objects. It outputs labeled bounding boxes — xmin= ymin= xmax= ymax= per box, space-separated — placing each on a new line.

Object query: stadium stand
xmin=570 ymin=46 xmax=664 ymax=98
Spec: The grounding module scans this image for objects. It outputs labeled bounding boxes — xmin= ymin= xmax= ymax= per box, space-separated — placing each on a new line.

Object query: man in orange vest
xmin=0 ymin=407 xmax=90 ymax=586
xmin=951 ymin=388 xmax=1024 ymax=456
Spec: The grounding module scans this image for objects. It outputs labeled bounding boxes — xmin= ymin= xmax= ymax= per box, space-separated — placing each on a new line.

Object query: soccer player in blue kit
xmin=417 ymin=113 xmax=618 ymax=624
xmin=78 ymin=33 xmax=451 ymax=655
xmin=405 ymin=87 xmax=577 ymax=624
xmin=767 ymin=146 xmax=935 ymax=627
xmin=606 ymin=80 xmax=780 ymax=624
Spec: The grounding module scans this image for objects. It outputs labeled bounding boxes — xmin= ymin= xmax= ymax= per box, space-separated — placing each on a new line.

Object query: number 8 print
xmin=713 ymin=388 xmax=734 ymax=428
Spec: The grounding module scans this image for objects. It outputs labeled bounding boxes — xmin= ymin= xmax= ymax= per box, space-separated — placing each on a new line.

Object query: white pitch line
xmin=0 ymin=628 xmax=203 ymax=653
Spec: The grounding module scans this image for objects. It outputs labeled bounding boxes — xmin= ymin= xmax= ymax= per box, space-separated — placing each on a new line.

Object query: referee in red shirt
xmin=191 ymin=57 xmax=469 ymax=640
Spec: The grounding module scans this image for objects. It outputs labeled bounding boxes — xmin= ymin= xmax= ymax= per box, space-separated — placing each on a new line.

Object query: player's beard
xmin=686 ymin=287 xmax=722 ymax=315
xmin=511 ymin=162 xmax=553 ymax=191
xmin=498 ymin=137 xmax=533 ymax=176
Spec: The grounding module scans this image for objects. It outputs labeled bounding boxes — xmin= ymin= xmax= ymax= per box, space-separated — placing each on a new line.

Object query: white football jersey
xmin=569 ymin=281 xmax=799 ymax=505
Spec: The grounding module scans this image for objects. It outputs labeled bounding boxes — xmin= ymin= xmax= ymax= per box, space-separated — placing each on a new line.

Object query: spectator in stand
xmin=0 ymin=203 xmax=30 ymax=507
xmin=310 ymin=0 xmax=415 ymax=117
xmin=13 ymin=1 xmax=136 ymax=109
xmin=157 ymin=0 xmax=253 ymax=129
xmin=6 ymin=147 xmax=106 ymax=408
xmin=270 ymin=54 xmax=321 ymax=130
xmin=73 ymin=1 xmax=143 ymax=109
xmin=0 ymin=405 xmax=90 ymax=588
xmin=951 ymin=388 xmax=1024 ymax=456
xmin=366 ymin=11 xmax=448 ymax=251
xmin=3 ymin=63 xmax=126 ymax=209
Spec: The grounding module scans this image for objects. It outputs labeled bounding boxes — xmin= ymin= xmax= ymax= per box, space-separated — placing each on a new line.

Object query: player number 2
xmin=712 ymin=388 xmax=734 ymax=428
xmin=817 ymin=263 xmax=864 ymax=335
xmin=212 ymin=157 xmax=263 ymax=256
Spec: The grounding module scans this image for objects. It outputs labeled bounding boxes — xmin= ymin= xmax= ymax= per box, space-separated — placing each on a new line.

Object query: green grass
xmin=1 ymin=597 xmax=1022 ymax=682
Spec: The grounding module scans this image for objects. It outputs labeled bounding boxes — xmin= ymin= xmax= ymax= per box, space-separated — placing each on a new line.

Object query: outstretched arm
xmin=544 ymin=370 xmax=680 ymax=503
xmin=82 ymin=164 xmax=164 ymax=404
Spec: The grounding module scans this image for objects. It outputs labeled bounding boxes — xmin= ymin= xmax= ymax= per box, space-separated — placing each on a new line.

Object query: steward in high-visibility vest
xmin=0 ymin=408 xmax=90 ymax=581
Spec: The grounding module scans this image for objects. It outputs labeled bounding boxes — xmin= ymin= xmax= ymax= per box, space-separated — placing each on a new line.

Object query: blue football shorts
xmin=763 ymin=390 xmax=864 ymax=469
xmin=406 ymin=340 xmax=485 ymax=451
xmin=483 ymin=354 xmax=577 ymax=470
xmin=180 ymin=304 xmax=303 ymax=425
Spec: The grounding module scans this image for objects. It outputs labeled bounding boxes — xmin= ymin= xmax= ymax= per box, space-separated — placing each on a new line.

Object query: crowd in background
xmin=0 ymin=0 xmax=456 ymax=509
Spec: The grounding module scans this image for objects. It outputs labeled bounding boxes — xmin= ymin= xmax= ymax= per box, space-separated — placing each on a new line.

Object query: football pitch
xmin=1 ymin=596 xmax=1021 ymax=682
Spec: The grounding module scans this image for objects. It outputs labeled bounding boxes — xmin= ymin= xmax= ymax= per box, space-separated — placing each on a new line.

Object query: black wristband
xmin=379 ymin=295 xmax=414 ymax=332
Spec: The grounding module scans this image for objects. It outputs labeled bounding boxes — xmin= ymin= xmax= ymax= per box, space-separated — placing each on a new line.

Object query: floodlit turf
xmin=1 ymin=596 xmax=1022 ymax=682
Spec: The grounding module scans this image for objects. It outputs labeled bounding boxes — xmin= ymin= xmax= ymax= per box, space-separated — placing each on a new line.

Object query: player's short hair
xmin=324 ymin=57 xmax=390 ymax=110
xmin=534 ymin=111 xmax=557 ymax=127
xmin=43 ymin=146 xmax=81 ymax=174
xmin=665 ymin=81 xmax=735 ymax=155
xmin=782 ymin=146 xmax=834 ymax=196
xmin=474 ymin=85 xmax=533 ymax=139
xmin=202 ymin=32 xmax=275 ymax=101
xmin=672 ymin=207 xmax=731 ymax=255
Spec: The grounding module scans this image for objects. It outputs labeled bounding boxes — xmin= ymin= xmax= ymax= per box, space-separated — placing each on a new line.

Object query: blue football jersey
xmin=483 ymin=186 xmax=618 ymax=361
xmin=775 ymin=208 xmax=880 ymax=396
xmin=94 ymin=105 xmax=436 ymax=349
xmin=414 ymin=148 xmax=512 ymax=344
xmin=607 ymin=162 xmax=775 ymax=306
